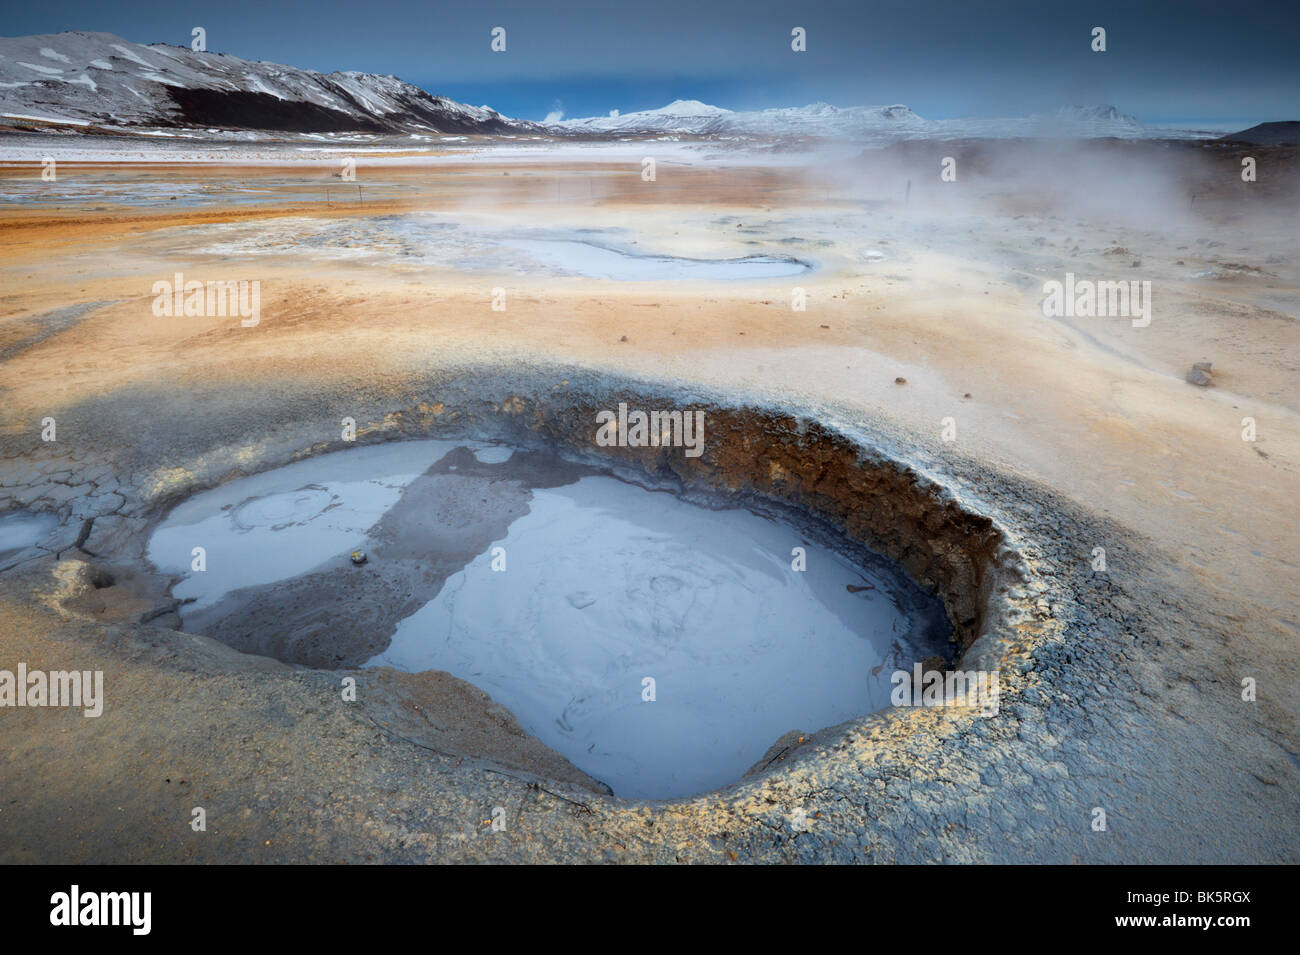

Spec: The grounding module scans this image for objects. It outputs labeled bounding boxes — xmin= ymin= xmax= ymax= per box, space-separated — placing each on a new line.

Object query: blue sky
xmin=5 ymin=0 xmax=1297 ymax=125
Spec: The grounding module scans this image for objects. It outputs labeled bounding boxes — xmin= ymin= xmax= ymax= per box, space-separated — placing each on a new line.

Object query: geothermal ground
xmin=0 ymin=136 xmax=1296 ymax=862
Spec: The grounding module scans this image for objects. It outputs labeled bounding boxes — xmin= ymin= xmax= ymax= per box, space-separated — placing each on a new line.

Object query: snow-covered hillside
xmin=0 ymin=31 xmax=540 ymax=134
xmin=556 ymin=99 xmax=1146 ymax=141
xmin=555 ymin=99 xmax=925 ymax=136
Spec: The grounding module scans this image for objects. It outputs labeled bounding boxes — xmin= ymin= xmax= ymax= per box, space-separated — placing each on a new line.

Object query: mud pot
xmin=145 ymin=437 xmax=953 ymax=799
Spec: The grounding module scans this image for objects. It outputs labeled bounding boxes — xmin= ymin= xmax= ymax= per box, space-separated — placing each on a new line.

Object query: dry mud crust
xmin=0 ymin=365 xmax=1295 ymax=863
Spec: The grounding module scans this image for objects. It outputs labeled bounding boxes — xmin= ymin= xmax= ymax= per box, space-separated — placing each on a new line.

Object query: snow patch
xmin=1 ymin=112 xmax=91 ymax=126
xmin=111 ymin=44 xmax=155 ymax=67
xmin=17 ymin=61 xmax=64 ymax=76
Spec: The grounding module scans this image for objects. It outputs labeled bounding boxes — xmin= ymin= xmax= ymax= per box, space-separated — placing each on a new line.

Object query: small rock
xmin=1185 ymin=362 xmax=1213 ymax=387
xmin=894 ymin=377 xmax=907 ymax=385
xmin=350 ymin=550 xmax=368 ymax=565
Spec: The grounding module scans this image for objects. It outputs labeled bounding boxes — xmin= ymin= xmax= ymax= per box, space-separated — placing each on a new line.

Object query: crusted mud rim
xmin=33 ymin=372 xmax=1054 ymax=803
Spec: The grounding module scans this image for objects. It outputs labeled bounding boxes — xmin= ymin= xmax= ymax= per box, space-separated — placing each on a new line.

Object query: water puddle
xmin=0 ymin=511 xmax=59 ymax=563
xmin=187 ymin=215 xmax=812 ymax=280
xmin=148 ymin=440 xmax=949 ymax=799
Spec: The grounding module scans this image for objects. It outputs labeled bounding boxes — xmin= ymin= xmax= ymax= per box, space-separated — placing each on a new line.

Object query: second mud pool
xmin=147 ymin=439 xmax=951 ymax=798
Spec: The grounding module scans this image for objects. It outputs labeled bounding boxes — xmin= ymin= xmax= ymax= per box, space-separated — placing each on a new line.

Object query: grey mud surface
xmin=180 ymin=447 xmax=595 ymax=669
xmin=1 ymin=363 xmax=1296 ymax=863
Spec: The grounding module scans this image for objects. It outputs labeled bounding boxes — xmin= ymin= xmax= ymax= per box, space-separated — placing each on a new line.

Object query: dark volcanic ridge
xmin=1219 ymin=121 xmax=1300 ymax=146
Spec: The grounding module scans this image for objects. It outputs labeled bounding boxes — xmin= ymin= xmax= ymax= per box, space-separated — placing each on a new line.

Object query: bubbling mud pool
xmin=147 ymin=439 xmax=950 ymax=799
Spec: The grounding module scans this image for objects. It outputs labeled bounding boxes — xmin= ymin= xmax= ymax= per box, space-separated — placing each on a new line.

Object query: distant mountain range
xmin=553 ymin=99 xmax=1144 ymax=139
xmin=556 ymin=100 xmax=924 ymax=136
xmin=0 ymin=31 xmax=1236 ymax=144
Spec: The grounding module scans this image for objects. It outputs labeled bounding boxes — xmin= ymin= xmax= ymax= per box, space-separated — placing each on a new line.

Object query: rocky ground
xmin=0 ymin=139 xmax=1295 ymax=862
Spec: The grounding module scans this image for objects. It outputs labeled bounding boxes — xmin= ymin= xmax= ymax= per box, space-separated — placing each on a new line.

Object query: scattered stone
xmin=894 ymin=377 xmax=907 ymax=385
xmin=1185 ymin=362 xmax=1213 ymax=387
xmin=619 ymin=335 xmax=628 ymax=342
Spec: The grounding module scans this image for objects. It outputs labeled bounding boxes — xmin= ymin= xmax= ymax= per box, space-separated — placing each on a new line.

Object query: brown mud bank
xmin=0 ymin=366 xmax=1294 ymax=862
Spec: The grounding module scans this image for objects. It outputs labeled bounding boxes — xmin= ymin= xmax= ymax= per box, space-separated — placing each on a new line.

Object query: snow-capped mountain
xmin=555 ymin=99 xmax=925 ymax=136
xmin=1051 ymin=105 xmax=1139 ymax=124
xmin=0 ymin=31 xmax=540 ymax=134
xmin=555 ymin=99 xmax=1147 ymax=141
xmin=557 ymin=99 xmax=737 ymax=134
